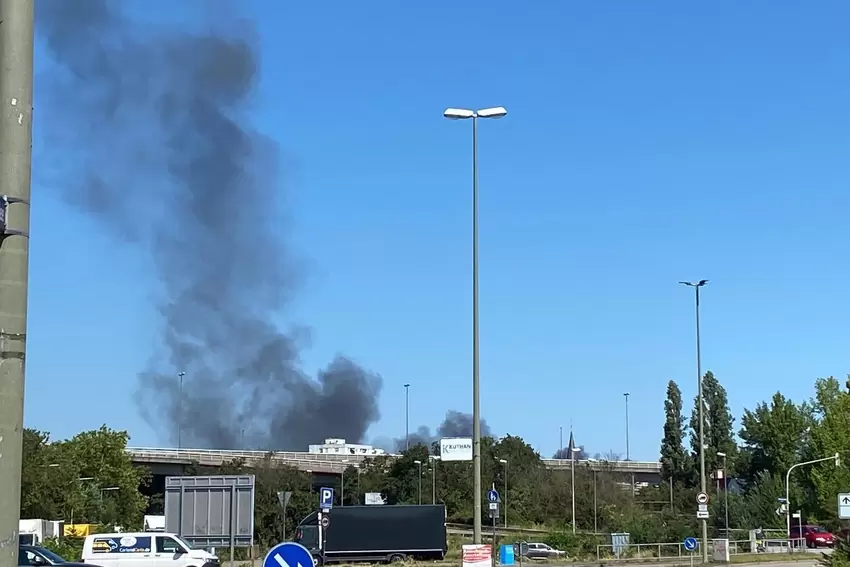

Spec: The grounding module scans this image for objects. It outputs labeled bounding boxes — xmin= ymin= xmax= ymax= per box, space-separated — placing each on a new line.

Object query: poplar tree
xmin=660 ymin=380 xmax=689 ymax=486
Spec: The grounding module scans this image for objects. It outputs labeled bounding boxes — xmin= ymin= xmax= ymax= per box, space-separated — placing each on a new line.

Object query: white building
xmin=308 ymin=438 xmax=386 ymax=456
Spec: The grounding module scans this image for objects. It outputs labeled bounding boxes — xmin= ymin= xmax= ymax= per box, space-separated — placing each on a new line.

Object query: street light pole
xmin=680 ymin=279 xmax=708 ymax=563
xmin=559 ymin=426 xmax=563 ymax=457
xmin=717 ymin=451 xmax=729 ymax=536
xmin=177 ymin=372 xmax=185 ymax=449
xmin=431 ymin=456 xmax=439 ymax=504
xmin=571 ymin=447 xmax=579 ymax=533
xmin=444 ymin=105 xmax=507 ymax=544
xmin=785 ymin=453 xmax=840 ymax=551
xmin=341 ymin=460 xmax=349 ymax=506
xmin=414 ymin=460 xmax=422 ymax=504
xmin=498 ymin=458 xmax=508 ymax=527
xmin=624 ymin=392 xmax=630 ymax=460
xmin=404 ymin=383 xmax=410 ymax=451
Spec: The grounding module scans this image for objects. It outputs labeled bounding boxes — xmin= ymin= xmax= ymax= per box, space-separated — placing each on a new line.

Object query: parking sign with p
xmin=320 ymin=487 xmax=334 ymax=509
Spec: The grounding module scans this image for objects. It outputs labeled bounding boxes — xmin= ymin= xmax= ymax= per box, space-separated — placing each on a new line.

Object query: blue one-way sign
xmin=320 ymin=487 xmax=334 ymax=508
xmin=264 ymin=542 xmax=313 ymax=567
xmin=487 ymin=489 xmax=500 ymax=503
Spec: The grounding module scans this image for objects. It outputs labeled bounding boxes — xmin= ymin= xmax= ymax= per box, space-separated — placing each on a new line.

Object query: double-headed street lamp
xmin=680 ymin=279 xmax=709 ymax=563
xmin=444 ymin=105 xmax=507 ymax=544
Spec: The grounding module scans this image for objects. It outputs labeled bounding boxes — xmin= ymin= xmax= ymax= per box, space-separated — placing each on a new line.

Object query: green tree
xmin=20 ymin=429 xmax=65 ymax=519
xmin=738 ymin=392 xmax=811 ymax=482
xmin=689 ymin=372 xmax=735 ymax=482
xmin=493 ymin=435 xmax=545 ymax=525
xmin=660 ymin=380 xmax=689 ymax=487
xmin=804 ymin=377 xmax=850 ymax=525
xmin=64 ymin=426 xmax=150 ymax=528
xmin=737 ymin=472 xmax=785 ymax=529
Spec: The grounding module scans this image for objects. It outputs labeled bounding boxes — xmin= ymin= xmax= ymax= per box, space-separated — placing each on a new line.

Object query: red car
xmin=790 ymin=525 xmax=836 ymax=548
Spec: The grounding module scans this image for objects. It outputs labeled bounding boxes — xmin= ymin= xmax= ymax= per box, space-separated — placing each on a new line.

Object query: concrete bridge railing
xmin=127 ymin=447 xmax=662 ymax=476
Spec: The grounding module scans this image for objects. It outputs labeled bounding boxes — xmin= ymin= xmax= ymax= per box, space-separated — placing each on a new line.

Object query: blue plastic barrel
xmin=499 ymin=544 xmax=515 ymax=565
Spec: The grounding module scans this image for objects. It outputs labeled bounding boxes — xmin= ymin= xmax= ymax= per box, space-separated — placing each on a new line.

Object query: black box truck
xmin=294 ymin=504 xmax=447 ymax=565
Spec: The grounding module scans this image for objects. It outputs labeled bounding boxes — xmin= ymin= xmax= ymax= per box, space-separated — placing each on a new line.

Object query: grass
xmin=729 ymin=553 xmax=821 ymax=564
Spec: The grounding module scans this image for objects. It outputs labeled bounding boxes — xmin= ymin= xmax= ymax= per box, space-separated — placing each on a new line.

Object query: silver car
xmin=521 ymin=543 xmax=566 ymax=560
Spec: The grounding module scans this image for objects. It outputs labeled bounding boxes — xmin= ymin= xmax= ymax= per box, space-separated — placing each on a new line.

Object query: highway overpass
xmin=127 ymin=447 xmax=662 ymax=483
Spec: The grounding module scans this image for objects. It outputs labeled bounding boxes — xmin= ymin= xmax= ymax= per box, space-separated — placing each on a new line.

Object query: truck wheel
xmin=312 ymin=557 xmax=323 ymax=567
xmin=388 ymin=554 xmax=406 ymax=563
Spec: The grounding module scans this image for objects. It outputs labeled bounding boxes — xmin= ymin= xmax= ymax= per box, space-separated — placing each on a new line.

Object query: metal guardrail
xmin=126 ymin=448 xmax=360 ymax=472
xmin=126 ymin=447 xmax=662 ymax=473
xmin=596 ymin=539 xmax=811 ymax=561
xmin=445 ymin=523 xmax=548 ymax=536
xmin=542 ymin=458 xmax=661 ymax=472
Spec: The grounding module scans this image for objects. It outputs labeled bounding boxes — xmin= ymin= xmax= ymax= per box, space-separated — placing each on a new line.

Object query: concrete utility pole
xmin=0 ymin=2 xmax=35 ymax=567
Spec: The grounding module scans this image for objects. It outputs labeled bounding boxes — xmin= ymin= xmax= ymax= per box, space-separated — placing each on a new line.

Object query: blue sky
xmin=24 ymin=0 xmax=850 ymax=461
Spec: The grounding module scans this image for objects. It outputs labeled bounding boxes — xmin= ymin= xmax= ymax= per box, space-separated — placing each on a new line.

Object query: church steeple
xmin=567 ymin=426 xmax=576 ymax=460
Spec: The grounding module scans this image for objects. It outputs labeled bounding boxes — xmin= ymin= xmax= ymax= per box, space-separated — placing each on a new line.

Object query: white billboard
xmin=364 ymin=492 xmax=385 ymax=505
xmin=440 ymin=437 xmax=473 ymax=461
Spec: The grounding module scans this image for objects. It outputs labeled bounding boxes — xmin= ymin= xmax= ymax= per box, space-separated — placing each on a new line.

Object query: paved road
xmin=244 ymin=549 xmax=831 ymax=567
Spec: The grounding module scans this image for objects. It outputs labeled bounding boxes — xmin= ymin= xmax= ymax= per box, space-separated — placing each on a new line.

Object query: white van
xmin=81 ymin=533 xmax=218 ymax=567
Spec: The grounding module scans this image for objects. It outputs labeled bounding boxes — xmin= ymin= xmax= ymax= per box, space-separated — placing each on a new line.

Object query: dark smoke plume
xmin=35 ymin=0 xmax=383 ymax=449
xmin=394 ymin=411 xmax=492 ymax=453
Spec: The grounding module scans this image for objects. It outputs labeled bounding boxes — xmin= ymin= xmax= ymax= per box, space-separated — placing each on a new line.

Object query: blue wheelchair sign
xmin=683 ymin=537 xmax=698 ymax=552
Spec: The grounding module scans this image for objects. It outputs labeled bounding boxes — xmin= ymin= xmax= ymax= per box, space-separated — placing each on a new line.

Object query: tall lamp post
xmin=586 ymin=458 xmax=599 ymax=533
xmin=680 ymin=279 xmax=708 ymax=562
xmin=404 ymin=383 xmax=410 ymax=451
xmin=498 ymin=458 xmax=508 ymax=527
xmin=570 ymin=447 xmax=580 ymax=533
xmin=785 ymin=453 xmax=840 ymax=551
xmin=414 ymin=460 xmax=423 ymax=504
xmin=717 ymin=452 xmax=729 ymax=536
xmin=444 ymin=105 xmax=507 ymax=543
xmin=430 ymin=456 xmax=440 ymax=504
xmin=623 ymin=392 xmax=630 ymax=460
xmin=341 ymin=459 xmax=349 ymax=506
xmin=177 ymin=371 xmax=185 ymax=449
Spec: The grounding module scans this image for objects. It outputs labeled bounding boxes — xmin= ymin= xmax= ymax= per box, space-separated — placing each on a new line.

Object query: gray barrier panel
xmin=164 ymin=475 xmax=255 ymax=549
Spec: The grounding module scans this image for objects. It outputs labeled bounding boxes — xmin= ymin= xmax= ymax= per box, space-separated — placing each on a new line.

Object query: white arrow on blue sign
xmin=320 ymin=487 xmax=334 ymax=508
xmin=264 ymin=542 xmax=313 ymax=567
xmin=683 ymin=537 xmax=698 ymax=552
xmin=487 ymin=489 xmax=500 ymax=503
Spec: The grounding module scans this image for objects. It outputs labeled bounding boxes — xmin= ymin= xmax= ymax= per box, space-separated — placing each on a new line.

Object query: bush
xmin=41 ymin=537 xmax=85 ymax=562
xmin=544 ymin=531 xmax=603 ymax=558
xmin=821 ymin=538 xmax=850 ymax=567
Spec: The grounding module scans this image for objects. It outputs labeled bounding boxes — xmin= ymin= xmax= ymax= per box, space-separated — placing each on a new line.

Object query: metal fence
xmin=596 ymin=539 xmax=811 ymax=561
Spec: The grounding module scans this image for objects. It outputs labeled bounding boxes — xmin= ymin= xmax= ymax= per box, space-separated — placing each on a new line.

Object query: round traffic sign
xmin=487 ymin=489 xmax=500 ymax=503
xmin=320 ymin=516 xmax=330 ymax=528
xmin=683 ymin=537 xmax=698 ymax=552
xmin=263 ymin=542 xmax=313 ymax=567
xmin=696 ymin=492 xmax=709 ymax=505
